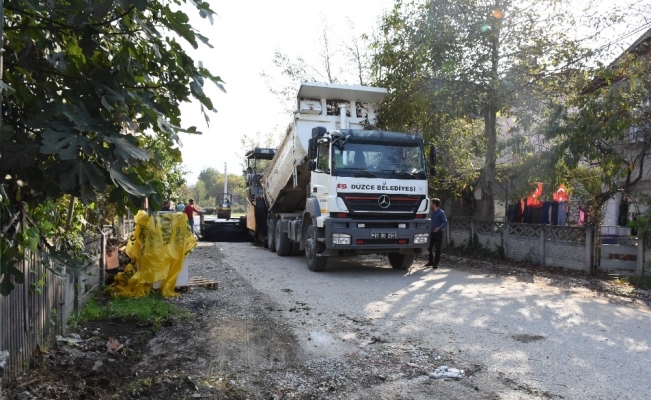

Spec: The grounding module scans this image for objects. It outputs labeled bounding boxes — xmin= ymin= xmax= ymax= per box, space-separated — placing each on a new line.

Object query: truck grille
xmin=340 ymin=194 xmax=424 ymax=215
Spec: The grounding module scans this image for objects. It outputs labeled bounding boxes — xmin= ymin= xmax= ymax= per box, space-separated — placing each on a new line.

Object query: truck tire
xmin=267 ymin=219 xmax=276 ymax=252
xmin=305 ymin=225 xmax=327 ymax=271
xmin=275 ymin=219 xmax=292 ymax=256
xmin=388 ymin=252 xmax=414 ymax=270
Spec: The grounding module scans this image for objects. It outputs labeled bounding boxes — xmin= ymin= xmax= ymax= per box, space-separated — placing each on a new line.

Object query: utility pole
xmin=223 ymin=162 xmax=227 ymax=201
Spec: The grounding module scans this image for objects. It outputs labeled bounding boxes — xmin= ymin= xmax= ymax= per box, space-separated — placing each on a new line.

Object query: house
xmin=582 ymin=27 xmax=651 ymax=231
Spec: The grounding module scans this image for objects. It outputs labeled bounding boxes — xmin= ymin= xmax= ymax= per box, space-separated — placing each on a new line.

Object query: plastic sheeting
xmin=109 ymin=211 xmax=197 ymax=298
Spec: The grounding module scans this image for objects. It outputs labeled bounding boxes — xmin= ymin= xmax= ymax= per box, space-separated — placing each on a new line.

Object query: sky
xmin=177 ymin=0 xmax=394 ymax=184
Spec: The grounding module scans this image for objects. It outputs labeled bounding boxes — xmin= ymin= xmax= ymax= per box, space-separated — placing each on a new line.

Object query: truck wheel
xmin=267 ymin=219 xmax=276 ymax=252
xmin=388 ymin=252 xmax=415 ymax=270
xmin=305 ymin=225 xmax=327 ymax=271
xmin=275 ymin=220 xmax=292 ymax=256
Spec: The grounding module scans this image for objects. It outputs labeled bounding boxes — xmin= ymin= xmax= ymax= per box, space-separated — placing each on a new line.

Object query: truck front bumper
xmin=322 ymin=217 xmax=431 ymax=256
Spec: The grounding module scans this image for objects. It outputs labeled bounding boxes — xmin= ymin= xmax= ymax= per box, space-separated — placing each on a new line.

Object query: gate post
xmin=637 ymin=234 xmax=645 ymax=277
xmin=503 ymin=222 xmax=510 ymax=258
xmin=539 ymin=225 xmax=546 ymax=266
xmin=585 ymin=225 xmax=594 ymax=274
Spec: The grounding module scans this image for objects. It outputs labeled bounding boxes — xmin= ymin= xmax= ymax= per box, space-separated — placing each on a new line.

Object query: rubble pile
xmin=5 ymin=326 xmax=147 ymax=400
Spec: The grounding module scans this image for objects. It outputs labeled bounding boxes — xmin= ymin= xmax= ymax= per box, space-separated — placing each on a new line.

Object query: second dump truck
xmin=246 ymin=82 xmax=435 ymax=271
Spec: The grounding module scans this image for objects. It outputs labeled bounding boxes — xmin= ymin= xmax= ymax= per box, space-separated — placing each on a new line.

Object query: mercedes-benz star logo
xmin=378 ymin=195 xmax=391 ymax=209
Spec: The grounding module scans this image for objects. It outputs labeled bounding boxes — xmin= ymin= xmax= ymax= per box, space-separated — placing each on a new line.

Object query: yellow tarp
xmin=109 ymin=211 xmax=197 ymax=298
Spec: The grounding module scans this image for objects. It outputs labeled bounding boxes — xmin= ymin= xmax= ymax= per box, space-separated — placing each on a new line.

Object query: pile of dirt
xmin=5 ymin=321 xmax=156 ymax=399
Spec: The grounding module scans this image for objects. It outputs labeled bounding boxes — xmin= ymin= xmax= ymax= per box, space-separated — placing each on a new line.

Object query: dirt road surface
xmin=6 ymin=241 xmax=651 ymax=399
xmin=197 ymin=242 xmax=651 ymax=400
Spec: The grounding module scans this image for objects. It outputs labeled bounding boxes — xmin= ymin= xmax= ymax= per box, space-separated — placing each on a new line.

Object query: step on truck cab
xmin=252 ymin=82 xmax=435 ymax=271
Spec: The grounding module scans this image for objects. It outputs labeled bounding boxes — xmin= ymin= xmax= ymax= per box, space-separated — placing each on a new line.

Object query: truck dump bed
xmin=262 ymin=82 xmax=387 ymax=213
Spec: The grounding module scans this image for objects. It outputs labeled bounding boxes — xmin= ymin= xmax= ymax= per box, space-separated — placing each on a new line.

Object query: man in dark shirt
xmin=426 ymin=198 xmax=448 ymax=269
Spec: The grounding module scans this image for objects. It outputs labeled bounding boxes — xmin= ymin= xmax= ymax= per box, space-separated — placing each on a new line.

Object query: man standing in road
xmin=183 ymin=198 xmax=201 ymax=233
xmin=426 ymin=198 xmax=447 ymax=269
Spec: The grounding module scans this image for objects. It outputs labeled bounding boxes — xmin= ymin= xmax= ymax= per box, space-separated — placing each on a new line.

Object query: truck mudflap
xmin=322 ymin=217 xmax=431 ymax=254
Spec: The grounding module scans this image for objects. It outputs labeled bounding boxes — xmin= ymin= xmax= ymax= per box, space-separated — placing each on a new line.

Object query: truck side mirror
xmin=308 ymin=139 xmax=316 ymax=159
xmin=309 ymin=160 xmax=317 ymax=171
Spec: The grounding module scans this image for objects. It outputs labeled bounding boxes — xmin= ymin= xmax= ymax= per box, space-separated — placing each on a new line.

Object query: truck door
xmin=312 ymin=141 xmax=330 ymax=214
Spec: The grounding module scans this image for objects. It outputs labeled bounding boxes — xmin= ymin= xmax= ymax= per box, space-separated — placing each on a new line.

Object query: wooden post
xmin=65 ymin=196 xmax=75 ymax=231
xmin=99 ymin=230 xmax=107 ymax=287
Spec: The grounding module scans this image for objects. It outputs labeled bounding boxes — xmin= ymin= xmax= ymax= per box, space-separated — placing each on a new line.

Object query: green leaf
xmin=2 ymin=140 xmax=40 ymax=168
xmin=104 ymin=135 xmax=151 ymax=162
xmin=132 ymin=0 xmax=147 ymax=11
xmin=101 ymin=96 xmax=115 ymax=111
xmin=59 ymin=160 xmax=108 ymax=193
xmin=40 ymin=128 xmax=91 ymax=161
xmin=162 ymin=7 xmax=198 ymax=49
xmin=109 ymin=167 xmax=155 ymax=196
xmin=91 ymin=0 xmax=114 ymax=22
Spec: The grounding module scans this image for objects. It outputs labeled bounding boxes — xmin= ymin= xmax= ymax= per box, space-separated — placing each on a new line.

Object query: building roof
xmin=582 ymin=26 xmax=651 ymax=94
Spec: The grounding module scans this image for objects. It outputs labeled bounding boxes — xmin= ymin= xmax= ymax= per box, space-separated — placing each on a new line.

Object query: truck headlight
xmin=332 ymin=233 xmax=351 ymax=245
xmin=413 ymin=233 xmax=429 ymax=244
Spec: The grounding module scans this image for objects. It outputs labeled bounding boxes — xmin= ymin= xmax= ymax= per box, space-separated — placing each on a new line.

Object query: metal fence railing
xmin=0 ymin=207 xmax=111 ymax=380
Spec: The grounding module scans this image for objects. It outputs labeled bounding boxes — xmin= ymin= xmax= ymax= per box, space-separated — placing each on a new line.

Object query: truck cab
xmin=302 ymin=127 xmax=432 ymax=270
xmin=244 ymin=147 xmax=276 ymax=243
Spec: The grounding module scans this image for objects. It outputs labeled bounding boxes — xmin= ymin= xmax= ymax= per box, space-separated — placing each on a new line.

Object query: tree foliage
xmin=372 ymin=0 xmax=621 ymax=217
xmin=0 ymin=0 xmax=223 ymax=294
xmin=1 ymin=0 xmax=223 ymax=209
xmin=546 ymin=42 xmax=651 ymax=220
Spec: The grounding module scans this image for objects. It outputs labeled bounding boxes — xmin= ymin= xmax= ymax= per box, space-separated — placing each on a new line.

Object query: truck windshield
xmin=332 ymin=142 xmax=426 ymax=179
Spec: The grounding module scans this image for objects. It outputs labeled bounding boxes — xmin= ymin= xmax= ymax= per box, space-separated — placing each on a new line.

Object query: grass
xmin=612 ymin=275 xmax=651 ymax=289
xmin=71 ymin=292 xmax=191 ymax=329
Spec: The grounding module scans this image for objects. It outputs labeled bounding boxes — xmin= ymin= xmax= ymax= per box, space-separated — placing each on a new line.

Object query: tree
xmin=140 ymin=134 xmax=188 ymax=202
xmin=0 ymin=0 xmax=224 ymax=294
xmin=546 ymin=40 xmax=651 ymax=221
xmin=197 ymin=167 xmax=222 ymax=197
xmin=372 ymin=0 xmax=628 ymax=217
xmin=261 ymin=20 xmax=374 ymax=114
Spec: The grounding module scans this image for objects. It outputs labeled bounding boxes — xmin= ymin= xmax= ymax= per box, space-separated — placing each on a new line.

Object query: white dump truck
xmin=248 ymin=81 xmax=435 ymax=271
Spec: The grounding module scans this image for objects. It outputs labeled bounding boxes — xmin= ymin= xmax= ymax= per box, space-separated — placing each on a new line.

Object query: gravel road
xmin=204 ymin=241 xmax=651 ymax=399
